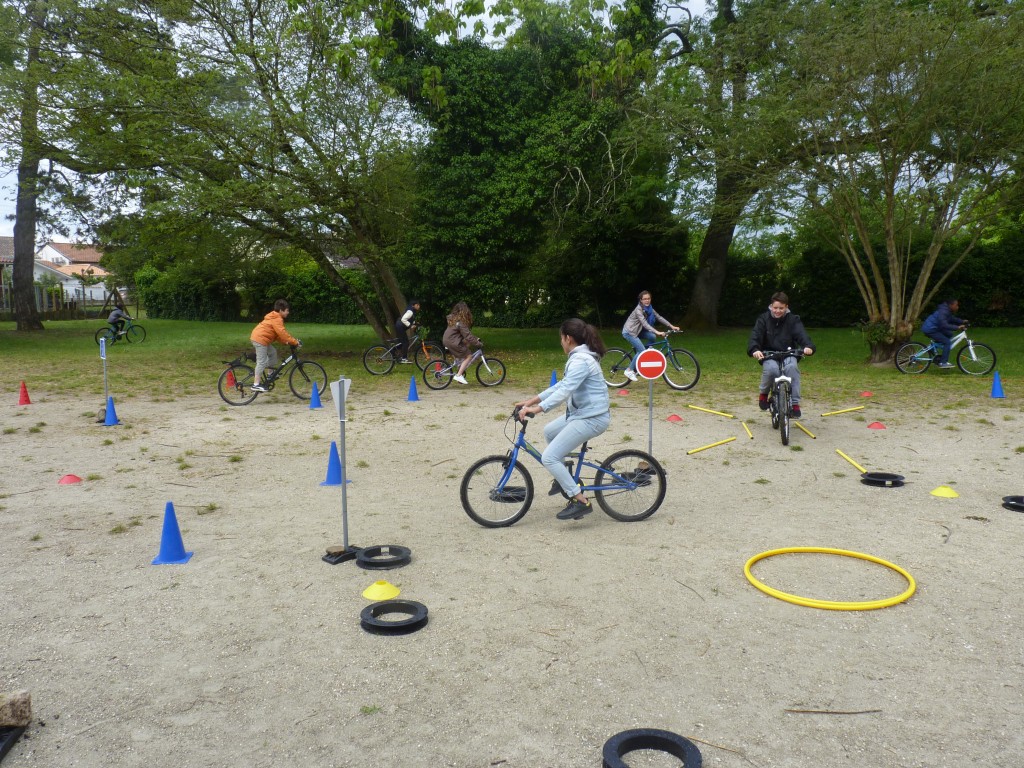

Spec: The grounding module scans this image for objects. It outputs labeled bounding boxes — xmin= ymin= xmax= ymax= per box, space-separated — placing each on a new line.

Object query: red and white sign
xmin=635 ymin=348 xmax=667 ymax=380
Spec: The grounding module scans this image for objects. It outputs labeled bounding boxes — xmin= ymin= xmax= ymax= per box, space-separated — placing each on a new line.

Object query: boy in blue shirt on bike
xmin=920 ymin=298 xmax=966 ymax=369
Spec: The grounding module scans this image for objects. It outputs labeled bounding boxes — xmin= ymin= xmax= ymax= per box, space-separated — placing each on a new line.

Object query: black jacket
xmin=747 ymin=309 xmax=815 ymax=358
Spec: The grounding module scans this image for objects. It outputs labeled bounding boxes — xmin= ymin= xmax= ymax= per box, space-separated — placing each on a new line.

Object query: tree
xmin=781 ymin=0 xmax=1024 ymax=360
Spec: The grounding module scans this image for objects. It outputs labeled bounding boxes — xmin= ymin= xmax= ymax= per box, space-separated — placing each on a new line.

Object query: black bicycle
xmin=759 ymin=350 xmax=805 ymax=446
xmin=601 ymin=331 xmax=700 ymax=391
xmin=362 ymin=326 xmax=447 ymax=374
xmin=94 ymin=317 xmax=146 ymax=345
xmin=218 ymin=344 xmax=327 ymax=405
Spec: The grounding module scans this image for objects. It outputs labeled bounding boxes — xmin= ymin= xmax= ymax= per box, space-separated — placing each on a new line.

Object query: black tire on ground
xmin=956 ymin=342 xmax=995 ymax=376
xmin=476 ymin=357 xmax=506 ymax=387
xmin=356 ymin=545 xmax=412 ymax=570
xmin=662 ymin=347 xmax=700 ymax=391
xmin=779 ymin=383 xmax=791 ymax=446
xmin=360 ymin=600 xmax=429 ymax=635
xmin=602 ymin=728 xmax=702 ymax=768
xmin=422 ymin=360 xmax=452 ymax=390
xmin=94 ymin=327 xmax=115 ymax=346
xmin=894 ymin=342 xmax=930 ymax=374
xmin=125 ymin=325 xmax=146 ymax=343
xmin=415 ymin=342 xmax=447 ymax=370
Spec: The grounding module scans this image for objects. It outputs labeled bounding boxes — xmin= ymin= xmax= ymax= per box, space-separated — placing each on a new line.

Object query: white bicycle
xmin=894 ymin=326 xmax=995 ymax=376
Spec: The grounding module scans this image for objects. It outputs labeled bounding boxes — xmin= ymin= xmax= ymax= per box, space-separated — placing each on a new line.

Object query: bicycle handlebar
xmin=758 ymin=349 xmax=806 ymax=361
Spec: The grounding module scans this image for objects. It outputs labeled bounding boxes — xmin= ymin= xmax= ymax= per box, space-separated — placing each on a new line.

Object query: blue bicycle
xmin=459 ymin=408 xmax=667 ymax=527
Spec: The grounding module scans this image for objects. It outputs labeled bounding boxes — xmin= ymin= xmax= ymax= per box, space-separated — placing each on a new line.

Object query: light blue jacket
xmin=538 ymin=345 xmax=610 ymax=419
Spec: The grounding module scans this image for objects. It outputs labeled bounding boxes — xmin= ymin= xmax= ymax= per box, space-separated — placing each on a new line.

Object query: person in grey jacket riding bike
xmin=621 ymin=290 xmax=679 ymax=382
xmin=747 ymin=292 xmax=815 ymax=419
xmin=514 ymin=319 xmax=610 ymax=521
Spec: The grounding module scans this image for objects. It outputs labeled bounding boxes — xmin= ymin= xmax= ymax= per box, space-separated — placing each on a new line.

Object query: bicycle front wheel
xmin=957 ymin=343 xmax=995 ymax=376
xmin=289 ymin=361 xmax=328 ymax=400
xmin=422 ymin=360 xmax=452 ymax=390
xmin=94 ymin=327 xmax=115 ymax=346
xmin=778 ymin=384 xmax=791 ymax=446
xmin=363 ymin=345 xmax=395 ymax=375
xmin=460 ymin=455 xmax=534 ymax=527
xmin=414 ymin=341 xmax=448 ymax=370
xmin=218 ymin=364 xmax=258 ymax=405
xmin=125 ymin=325 xmax=146 ymax=343
xmin=593 ymin=450 xmax=667 ymax=522
xmin=476 ymin=357 xmax=506 ymax=387
xmin=894 ymin=342 xmax=930 ymax=374
xmin=601 ymin=348 xmax=631 ymax=388
xmin=662 ymin=348 xmax=700 ymax=391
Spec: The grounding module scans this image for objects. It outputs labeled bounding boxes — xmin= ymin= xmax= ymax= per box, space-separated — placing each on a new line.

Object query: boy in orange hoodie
xmin=250 ymin=299 xmax=300 ymax=392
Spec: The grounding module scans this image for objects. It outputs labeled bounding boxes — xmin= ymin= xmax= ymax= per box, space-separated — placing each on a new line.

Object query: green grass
xmin=1 ymin=319 xmax=1022 ymax=408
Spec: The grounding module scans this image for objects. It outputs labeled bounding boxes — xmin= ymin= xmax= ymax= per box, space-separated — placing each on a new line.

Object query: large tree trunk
xmin=12 ymin=0 xmax=45 ymax=332
xmin=682 ymin=193 xmax=747 ymax=330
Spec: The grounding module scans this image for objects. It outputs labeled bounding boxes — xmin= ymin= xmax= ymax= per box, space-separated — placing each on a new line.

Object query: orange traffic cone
xmin=18 ymin=381 xmax=31 ymax=405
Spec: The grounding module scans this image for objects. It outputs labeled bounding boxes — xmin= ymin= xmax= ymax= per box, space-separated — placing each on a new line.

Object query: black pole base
xmin=322 ymin=545 xmax=361 ymax=565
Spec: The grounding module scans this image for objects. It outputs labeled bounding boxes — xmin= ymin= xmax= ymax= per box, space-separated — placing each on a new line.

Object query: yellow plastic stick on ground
xmin=821 ymin=406 xmax=866 ymax=417
xmin=794 ymin=421 xmax=816 ymax=439
xmin=835 ymin=449 xmax=867 ymax=473
xmin=687 ymin=405 xmax=735 ymax=419
xmin=687 ymin=437 xmax=737 ymax=455
xmin=741 ymin=421 xmax=753 ymax=439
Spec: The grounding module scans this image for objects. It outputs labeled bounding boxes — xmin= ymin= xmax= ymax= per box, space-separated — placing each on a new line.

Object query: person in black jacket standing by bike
xmin=748 ymin=292 xmax=815 ymax=418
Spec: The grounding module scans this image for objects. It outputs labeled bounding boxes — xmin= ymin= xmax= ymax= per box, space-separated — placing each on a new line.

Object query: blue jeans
xmin=926 ymin=332 xmax=952 ymax=364
xmin=759 ymin=357 xmax=802 ymax=404
xmin=542 ymin=411 xmax=611 ymax=496
xmin=622 ymin=331 xmax=656 ymax=373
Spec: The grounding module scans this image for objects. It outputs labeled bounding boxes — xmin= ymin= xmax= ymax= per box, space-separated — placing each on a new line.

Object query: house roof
xmin=0 ymin=236 xmax=13 ymax=264
xmin=44 ymin=242 xmax=104 ymax=264
xmin=54 ymin=264 xmax=109 ymax=278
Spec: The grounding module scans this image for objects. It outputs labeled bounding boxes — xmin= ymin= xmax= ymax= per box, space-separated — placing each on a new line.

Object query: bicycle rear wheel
xmin=94 ymin=327 xmax=115 ymax=346
xmin=289 ymin=361 xmax=328 ymax=400
xmin=476 ymin=357 xmax=506 ymax=387
xmin=894 ymin=342 xmax=930 ymax=374
xmin=422 ymin=360 xmax=453 ymax=390
xmin=460 ymin=455 xmax=534 ymax=527
xmin=415 ymin=341 xmax=448 ymax=370
xmin=363 ymin=345 xmax=395 ymax=375
xmin=593 ymin=450 xmax=667 ymax=522
xmin=957 ymin=343 xmax=995 ymax=376
xmin=601 ymin=348 xmax=632 ymax=388
xmin=218 ymin=364 xmax=258 ymax=405
xmin=778 ymin=383 xmax=791 ymax=446
xmin=125 ymin=325 xmax=146 ymax=343
xmin=662 ymin=348 xmax=700 ymax=391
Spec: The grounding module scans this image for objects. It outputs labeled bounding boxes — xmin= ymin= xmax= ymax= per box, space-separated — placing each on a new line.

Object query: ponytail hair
xmin=560 ymin=318 xmax=606 ymax=358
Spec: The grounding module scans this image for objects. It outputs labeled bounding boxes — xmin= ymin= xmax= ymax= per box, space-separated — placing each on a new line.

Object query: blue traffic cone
xmin=103 ymin=396 xmax=120 ymax=426
xmin=408 ymin=375 xmax=420 ymax=402
xmin=992 ymin=371 xmax=1006 ymax=398
xmin=550 ymin=370 xmax=558 ymax=386
xmin=320 ymin=441 xmax=342 ymax=486
xmin=309 ymin=383 xmax=323 ymax=409
xmin=152 ymin=501 xmax=193 ymax=565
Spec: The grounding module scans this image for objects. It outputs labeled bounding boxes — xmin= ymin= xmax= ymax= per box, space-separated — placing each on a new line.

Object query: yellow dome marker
xmin=930 ymin=485 xmax=959 ymax=498
xmin=362 ymin=580 xmax=400 ymax=600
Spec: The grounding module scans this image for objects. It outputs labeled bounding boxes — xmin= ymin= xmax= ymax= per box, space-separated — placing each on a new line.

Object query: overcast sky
xmin=0 ymin=0 xmax=709 ymax=240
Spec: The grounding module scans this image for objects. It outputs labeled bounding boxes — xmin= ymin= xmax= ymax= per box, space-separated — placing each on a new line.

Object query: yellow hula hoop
xmin=744 ymin=547 xmax=916 ymax=611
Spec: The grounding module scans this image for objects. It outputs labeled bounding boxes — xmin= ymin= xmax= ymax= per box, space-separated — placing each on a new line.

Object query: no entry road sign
xmin=636 ymin=348 xmax=667 ymax=380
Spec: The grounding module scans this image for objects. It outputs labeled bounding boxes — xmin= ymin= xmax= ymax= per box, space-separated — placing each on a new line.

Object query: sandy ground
xmin=2 ymin=377 xmax=1023 ymax=768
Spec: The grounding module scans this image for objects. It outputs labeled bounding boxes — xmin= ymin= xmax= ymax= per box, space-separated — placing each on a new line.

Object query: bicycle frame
xmin=435 ymin=348 xmax=488 ymax=376
xmin=496 ymin=418 xmax=641 ymax=495
xmin=923 ymin=329 xmax=968 ymax=357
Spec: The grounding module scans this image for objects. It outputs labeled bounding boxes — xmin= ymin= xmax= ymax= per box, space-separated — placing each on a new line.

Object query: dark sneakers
xmin=557 ymin=498 xmax=592 ymax=520
xmin=790 ymin=404 xmax=802 ymax=419
xmin=758 ymin=393 xmax=769 ymax=411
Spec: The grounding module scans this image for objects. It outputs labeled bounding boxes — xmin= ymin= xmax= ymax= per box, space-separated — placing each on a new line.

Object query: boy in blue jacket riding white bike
xmin=920 ymin=298 xmax=967 ymax=369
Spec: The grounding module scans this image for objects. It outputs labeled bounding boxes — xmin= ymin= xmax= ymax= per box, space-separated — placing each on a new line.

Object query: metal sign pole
xmin=648 ymin=378 xmax=654 ymax=455
xmin=323 ymin=375 xmax=359 ymax=564
xmin=100 ymin=337 xmax=108 ymax=402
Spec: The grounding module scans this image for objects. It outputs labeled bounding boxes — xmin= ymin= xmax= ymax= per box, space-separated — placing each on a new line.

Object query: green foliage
xmin=135 ymin=263 xmax=241 ymax=321
xmin=242 ymin=251 xmax=371 ymax=324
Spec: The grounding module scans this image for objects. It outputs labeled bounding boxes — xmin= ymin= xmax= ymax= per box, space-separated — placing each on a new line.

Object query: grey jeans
xmin=253 ymin=342 xmax=279 ymax=382
xmin=759 ymin=357 xmax=802 ymax=404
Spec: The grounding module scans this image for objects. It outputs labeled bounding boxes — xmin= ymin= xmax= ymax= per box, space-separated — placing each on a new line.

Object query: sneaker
xmin=453 ymin=374 xmax=468 ymax=385
xmin=399 ymin=358 xmax=412 ymax=364
xmin=758 ymin=393 xmax=769 ymax=411
xmin=937 ymin=362 xmax=955 ymax=369
xmin=556 ymin=498 xmax=592 ymax=520
xmin=790 ymin=404 xmax=801 ymax=419
xmin=251 ymin=384 xmax=268 ymax=392
xmin=548 ymin=480 xmax=563 ymax=496
xmin=624 ymin=368 xmax=638 ymax=382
